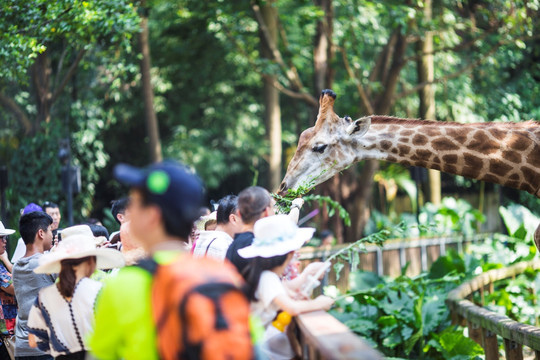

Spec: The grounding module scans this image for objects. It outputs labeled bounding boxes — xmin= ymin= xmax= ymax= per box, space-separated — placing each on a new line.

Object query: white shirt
xmin=251 ymin=270 xmax=286 ymax=328
xmin=192 ymin=230 xmax=233 ymax=261
xmin=11 ymin=237 xmax=26 ymax=264
xmin=27 ymin=277 xmax=102 ymax=357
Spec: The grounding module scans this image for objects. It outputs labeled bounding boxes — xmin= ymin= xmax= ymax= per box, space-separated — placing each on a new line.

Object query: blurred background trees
xmin=1 ymin=0 xmax=539 ymax=242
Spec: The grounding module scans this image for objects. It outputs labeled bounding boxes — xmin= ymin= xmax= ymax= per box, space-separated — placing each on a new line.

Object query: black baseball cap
xmin=114 ymin=160 xmax=205 ymax=222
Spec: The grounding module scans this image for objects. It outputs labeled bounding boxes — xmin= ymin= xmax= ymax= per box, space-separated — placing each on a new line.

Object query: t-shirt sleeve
xmin=27 ymin=296 xmax=51 ymax=352
xmin=257 ymin=271 xmax=286 ymax=308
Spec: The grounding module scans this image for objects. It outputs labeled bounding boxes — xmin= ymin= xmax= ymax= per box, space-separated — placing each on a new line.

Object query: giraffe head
xmin=279 ymin=89 xmax=371 ymax=194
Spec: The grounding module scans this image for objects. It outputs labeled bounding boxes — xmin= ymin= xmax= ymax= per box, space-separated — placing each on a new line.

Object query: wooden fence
xmin=298 ymin=233 xmax=490 ymax=292
xmin=289 ymin=311 xmax=384 ymax=360
xmin=446 ymin=259 xmax=540 ymax=360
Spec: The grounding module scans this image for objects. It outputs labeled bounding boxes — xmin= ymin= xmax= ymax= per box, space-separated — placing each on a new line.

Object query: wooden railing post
xmin=482 ymin=329 xmax=499 ymax=360
xmin=467 ymin=320 xmax=482 ymax=345
xmin=504 ymin=338 xmax=523 ymax=360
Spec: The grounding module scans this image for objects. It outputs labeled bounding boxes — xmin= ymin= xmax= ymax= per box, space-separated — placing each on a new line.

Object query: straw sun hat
xmin=238 ymin=214 xmax=315 ymax=259
xmin=34 ymin=225 xmax=125 ymax=274
xmin=0 ymin=221 xmax=15 ymax=236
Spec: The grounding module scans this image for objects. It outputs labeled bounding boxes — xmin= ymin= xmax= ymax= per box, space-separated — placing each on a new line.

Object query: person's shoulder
xmin=233 ymin=232 xmax=254 ymax=245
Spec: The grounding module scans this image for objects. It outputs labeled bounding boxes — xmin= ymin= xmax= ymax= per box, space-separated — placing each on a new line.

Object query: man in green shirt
xmin=87 ymin=161 xmax=204 ymax=360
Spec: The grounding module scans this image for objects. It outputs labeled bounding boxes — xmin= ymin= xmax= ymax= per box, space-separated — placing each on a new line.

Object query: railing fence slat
xmin=504 ymin=338 xmax=523 ymax=360
xmin=483 ymin=329 xmax=499 ymax=360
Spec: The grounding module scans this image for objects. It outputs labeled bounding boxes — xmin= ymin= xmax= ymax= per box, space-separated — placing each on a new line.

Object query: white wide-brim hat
xmin=0 ymin=221 xmax=15 ymax=236
xmin=238 ymin=214 xmax=315 ymax=259
xmin=34 ymin=225 xmax=125 ymax=274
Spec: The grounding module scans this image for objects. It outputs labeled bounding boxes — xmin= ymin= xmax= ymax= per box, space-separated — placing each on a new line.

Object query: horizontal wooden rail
xmin=290 ymin=310 xmax=384 ymax=360
xmin=446 ymin=259 xmax=540 ymax=359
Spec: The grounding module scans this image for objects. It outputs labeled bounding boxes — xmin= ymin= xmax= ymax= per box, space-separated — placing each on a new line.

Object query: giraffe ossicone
xmin=280 ymin=89 xmax=540 ymax=248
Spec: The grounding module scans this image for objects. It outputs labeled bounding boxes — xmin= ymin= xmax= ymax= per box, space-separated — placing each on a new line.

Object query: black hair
xmin=139 ymin=189 xmax=195 ymax=240
xmin=87 ymin=224 xmax=109 ymax=240
xmin=111 ymin=198 xmax=130 ymax=225
xmin=42 ymin=201 xmax=59 ymax=211
xmin=19 ymin=211 xmax=53 ymax=245
xmin=216 ymin=195 xmax=238 ymax=225
xmin=320 ymin=230 xmax=334 ymax=239
xmin=238 ymin=186 xmax=272 ymax=224
xmin=243 ymin=253 xmax=291 ymax=302
xmin=198 ymin=207 xmax=211 ymax=217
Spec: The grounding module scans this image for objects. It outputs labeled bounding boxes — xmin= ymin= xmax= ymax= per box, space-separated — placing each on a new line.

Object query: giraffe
xmin=280 ymin=89 xmax=540 ymax=246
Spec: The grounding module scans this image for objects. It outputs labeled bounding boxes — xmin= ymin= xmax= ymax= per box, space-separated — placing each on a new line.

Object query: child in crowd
xmin=240 ymin=215 xmax=334 ymax=360
xmin=27 ymin=225 xmax=125 ymax=359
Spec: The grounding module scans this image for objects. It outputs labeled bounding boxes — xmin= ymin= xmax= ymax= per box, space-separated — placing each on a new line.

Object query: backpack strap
xmin=204 ymin=238 xmax=218 ymax=255
xmin=176 ymin=282 xmax=239 ymax=359
xmin=135 ymin=257 xmax=159 ymax=275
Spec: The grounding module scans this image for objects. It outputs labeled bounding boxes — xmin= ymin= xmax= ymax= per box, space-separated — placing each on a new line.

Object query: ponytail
xmin=57 ymin=256 xmax=96 ymax=298
xmin=243 ymin=253 xmax=290 ymax=302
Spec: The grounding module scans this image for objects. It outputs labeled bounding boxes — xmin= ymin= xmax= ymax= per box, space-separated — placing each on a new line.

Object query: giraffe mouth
xmin=277 ymin=181 xmax=288 ymax=196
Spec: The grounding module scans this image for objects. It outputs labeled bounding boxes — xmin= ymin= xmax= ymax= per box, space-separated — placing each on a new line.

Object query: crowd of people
xmin=0 ymin=160 xmax=334 ymax=360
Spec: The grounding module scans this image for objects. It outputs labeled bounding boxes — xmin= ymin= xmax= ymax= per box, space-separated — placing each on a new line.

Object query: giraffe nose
xmin=278 ymin=181 xmax=288 ymax=196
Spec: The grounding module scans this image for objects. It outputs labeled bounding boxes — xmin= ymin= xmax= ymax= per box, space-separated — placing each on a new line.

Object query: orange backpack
xmin=138 ymin=255 xmax=253 ymax=360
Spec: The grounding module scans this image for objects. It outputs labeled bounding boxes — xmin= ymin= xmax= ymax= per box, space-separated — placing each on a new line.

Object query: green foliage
xmin=0 ymin=0 xmax=139 ymax=81
xmin=499 ymin=203 xmax=540 ymax=244
xmin=330 ymin=270 xmax=465 ymax=358
xmin=365 ymin=197 xmax=486 ymax=238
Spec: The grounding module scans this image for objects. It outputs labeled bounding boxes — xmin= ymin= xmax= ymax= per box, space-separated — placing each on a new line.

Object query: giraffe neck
xmin=356 ymin=117 xmax=540 ymax=197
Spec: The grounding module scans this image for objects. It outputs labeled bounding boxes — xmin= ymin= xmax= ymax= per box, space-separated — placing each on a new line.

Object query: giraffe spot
xmin=489 ymin=161 xmax=514 ymax=176
xmin=522 ymin=167 xmax=539 ymax=189
xmin=483 ymin=174 xmax=500 ymax=184
xmin=424 ymin=127 xmax=442 ymax=137
xmin=526 ymin=152 xmax=540 ymax=169
xmin=391 ymin=147 xmax=398 ymax=154
xmin=430 ymin=163 xmax=442 ymax=171
xmin=398 ymin=137 xmax=409 ymax=144
xmin=401 ymin=160 xmax=411 ymax=167
xmin=502 ymin=151 xmax=522 ymax=164
xmin=380 ymin=140 xmax=392 ymax=150
xmin=490 ymin=128 xmax=507 ymax=141
xmin=442 ymin=154 xmax=458 ymax=165
xmin=416 ymin=160 xmax=428 ymax=168
xmin=417 ymin=149 xmax=432 ymax=159
xmin=462 ymin=154 xmax=483 ymax=179
xmin=508 ymin=173 xmax=520 ymax=181
xmin=508 ymin=134 xmax=531 ymax=152
xmin=398 ymin=145 xmax=411 ymax=157
xmin=432 ymin=157 xmax=441 ymax=164
xmin=401 ymin=130 xmax=414 ymax=136
xmin=388 ymin=125 xmax=400 ymax=133
xmin=412 ymin=134 xmax=428 ymax=146
xmin=505 ymin=179 xmax=521 ymax=189
xmin=470 ymin=132 xmax=499 ymax=154
xmin=386 ymin=155 xmax=398 ymax=163
xmin=432 ymin=138 xmax=460 ymax=151
xmin=446 ymin=128 xmax=468 ymax=144
xmin=443 ymin=164 xmax=457 ymax=174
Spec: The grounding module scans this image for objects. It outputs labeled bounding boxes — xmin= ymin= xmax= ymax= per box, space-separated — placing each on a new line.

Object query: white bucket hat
xmin=238 ymin=215 xmax=315 ymax=258
xmin=0 ymin=221 xmax=15 ymax=236
xmin=34 ymin=225 xmax=125 ymax=274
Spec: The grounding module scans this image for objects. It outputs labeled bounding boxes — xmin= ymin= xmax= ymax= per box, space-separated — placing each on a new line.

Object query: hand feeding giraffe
xmin=280 ymin=89 xmax=540 ymax=248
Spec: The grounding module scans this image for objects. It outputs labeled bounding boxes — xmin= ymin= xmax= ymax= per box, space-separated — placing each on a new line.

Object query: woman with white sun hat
xmin=26 ymin=225 xmax=125 ymax=359
xmin=240 ymin=214 xmax=334 ymax=360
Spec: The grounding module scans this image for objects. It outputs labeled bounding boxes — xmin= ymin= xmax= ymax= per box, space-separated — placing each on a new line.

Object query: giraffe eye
xmin=312 ymin=144 xmax=328 ymax=154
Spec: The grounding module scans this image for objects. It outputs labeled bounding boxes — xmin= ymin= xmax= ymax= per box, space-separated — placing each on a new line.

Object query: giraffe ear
xmin=346 ymin=116 xmax=371 ymax=137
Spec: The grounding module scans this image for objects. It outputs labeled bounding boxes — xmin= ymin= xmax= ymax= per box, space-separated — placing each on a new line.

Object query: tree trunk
xmin=139 ymin=1 xmax=162 ymax=163
xmin=32 ymin=51 xmax=52 ymax=132
xmin=417 ymin=0 xmax=441 ymax=205
xmin=259 ymin=0 xmax=281 ymax=191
